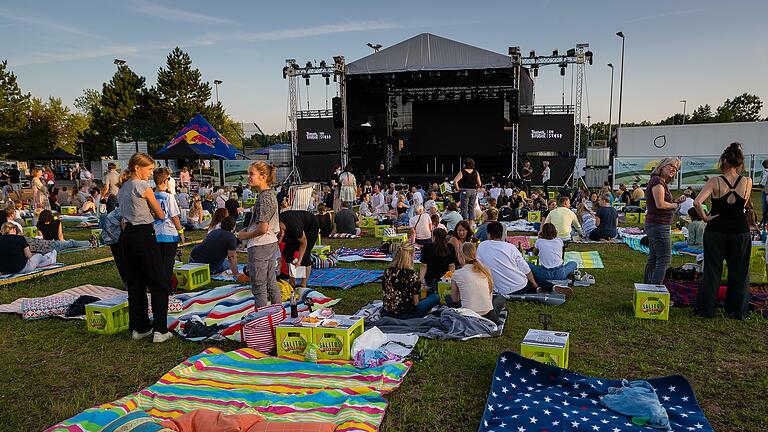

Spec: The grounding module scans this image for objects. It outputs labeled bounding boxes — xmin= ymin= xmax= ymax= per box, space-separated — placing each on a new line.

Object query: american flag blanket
xmin=478 ymin=352 xmax=714 ymax=432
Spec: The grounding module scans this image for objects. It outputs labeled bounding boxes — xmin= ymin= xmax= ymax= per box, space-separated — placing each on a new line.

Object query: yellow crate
xmin=527 ymin=211 xmax=541 ymax=223
xmin=60 ymin=205 xmax=77 ymax=215
xmin=639 ymin=213 xmax=646 ymax=224
xmin=23 ymin=218 xmax=33 ymax=227
xmin=312 ymin=315 xmax=364 ymax=360
xmin=383 ymin=233 xmax=409 ymax=244
xmin=276 ymin=323 xmax=314 ymax=357
xmin=242 ymin=197 xmax=257 ymax=208
xmin=548 ymin=191 xmax=556 ymax=200
xmin=173 ymin=263 xmax=211 ymax=291
xmin=639 ymin=199 xmax=647 ymax=209
xmin=91 ymin=228 xmax=103 ymax=238
xmin=520 ymin=329 xmax=570 ymax=369
xmin=23 ymin=226 xmax=38 ymax=238
xmin=633 ymin=283 xmax=670 ymax=321
xmin=524 ymin=255 xmax=539 ymax=265
xmin=86 ymin=296 xmax=130 ymax=335
xmin=360 ymin=216 xmax=376 ymax=228
xmin=437 ymin=279 xmax=453 ymax=304
xmin=435 ymin=202 xmax=445 ymax=212
xmin=312 ymin=245 xmax=331 ymax=255
xmin=374 ymin=225 xmax=390 ymax=238
xmin=625 ymin=213 xmax=640 ymax=224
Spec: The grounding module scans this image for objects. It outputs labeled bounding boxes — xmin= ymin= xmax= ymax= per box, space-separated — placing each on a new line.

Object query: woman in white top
xmin=528 ymin=222 xmax=578 ymax=281
xmin=338 ymin=166 xmax=357 ymax=207
xmin=409 ymin=205 xmax=433 ymax=246
xmin=448 ymin=242 xmax=506 ymax=324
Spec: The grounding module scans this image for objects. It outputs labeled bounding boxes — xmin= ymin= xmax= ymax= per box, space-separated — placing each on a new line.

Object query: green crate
xmin=173 ymin=263 xmax=211 ymax=291
xmin=276 ymin=323 xmax=313 ymax=357
xmin=86 ymin=296 xmax=129 ymax=335
xmin=312 ymin=315 xmax=364 ymax=360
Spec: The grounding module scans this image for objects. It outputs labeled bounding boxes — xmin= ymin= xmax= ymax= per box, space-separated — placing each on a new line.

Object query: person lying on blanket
xmin=529 ymin=223 xmax=578 ymax=281
xmin=383 ymin=243 xmax=440 ymax=319
xmin=476 ymin=222 xmax=572 ymax=298
xmin=0 ymin=222 xmax=57 ymax=276
xmin=36 ymin=210 xmax=94 ymax=250
xmin=673 ymin=207 xmax=706 ymax=251
xmin=190 ymin=216 xmax=241 ymax=276
xmin=280 ymin=209 xmax=319 ymax=288
xmin=446 ymin=242 xmax=506 ymax=324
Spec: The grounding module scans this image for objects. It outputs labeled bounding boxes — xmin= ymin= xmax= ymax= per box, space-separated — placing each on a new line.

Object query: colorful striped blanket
xmin=563 ymin=251 xmax=604 ymax=269
xmin=168 ymin=284 xmax=340 ymax=342
xmin=46 ymin=348 xmax=411 ymax=432
xmin=335 ymin=247 xmax=421 ymax=263
xmin=307 ymin=268 xmax=384 ymax=290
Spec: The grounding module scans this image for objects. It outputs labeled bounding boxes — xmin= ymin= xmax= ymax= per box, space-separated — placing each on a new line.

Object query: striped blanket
xmin=336 ymin=247 xmax=421 ymax=263
xmin=622 ymin=235 xmax=682 ymax=256
xmin=0 ymin=284 xmax=125 ymax=315
xmin=308 ymin=268 xmax=384 ymax=290
xmin=46 ymin=348 xmax=411 ymax=432
xmin=168 ymin=284 xmax=340 ymax=341
xmin=563 ymin=251 xmax=604 ymax=269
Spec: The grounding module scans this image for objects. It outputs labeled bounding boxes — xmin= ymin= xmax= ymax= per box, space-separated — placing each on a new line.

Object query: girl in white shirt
xmin=448 ymin=242 xmax=505 ymax=324
xmin=529 ymin=223 xmax=578 ymax=281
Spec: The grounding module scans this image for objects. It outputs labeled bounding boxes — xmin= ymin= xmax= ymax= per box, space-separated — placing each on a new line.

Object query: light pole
xmin=213 ymin=80 xmax=223 ymax=104
xmin=113 ymin=58 xmax=126 ymax=67
xmin=680 ymin=100 xmax=687 ymax=125
xmin=616 ymin=32 xmax=625 ymax=129
xmin=607 ymin=63 xmax=614 ymax=141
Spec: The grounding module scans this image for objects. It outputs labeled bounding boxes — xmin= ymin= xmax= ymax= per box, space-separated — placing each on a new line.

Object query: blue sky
xmin=2 ymin=0 xmax=767 ymax=133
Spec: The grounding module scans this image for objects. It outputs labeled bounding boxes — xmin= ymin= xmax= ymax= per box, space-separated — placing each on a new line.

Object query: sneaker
xmin=89 ymin=234 xmax=99 ymax=248
xmin=153 ymin=331 xmax=174 ymax=343
xmin=553 ymin=285 xmax=574 ymax=299
xmin=582 ymin=273 xmax=596 ymax=285
xmin=131 ymin=329 xmax=152 ymax=340
xmin=571 ymin=270 xmax=582 ymax=281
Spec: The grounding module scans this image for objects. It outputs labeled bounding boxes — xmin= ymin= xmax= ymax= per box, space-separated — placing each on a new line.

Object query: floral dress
xmin=32 ymin=177 xmax=50 ymax=211
xmin=382 ymin=267 xmax=420 ymax=316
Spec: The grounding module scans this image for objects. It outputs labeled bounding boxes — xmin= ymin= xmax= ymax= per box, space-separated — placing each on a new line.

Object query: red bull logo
xmin=167 ymin=130 xmax=217 ymax=149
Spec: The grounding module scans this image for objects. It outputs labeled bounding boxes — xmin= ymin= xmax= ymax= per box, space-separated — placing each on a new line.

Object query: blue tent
xmin=251 ymin=143 xmax=291 ymax=155
xmin=156 ymin=114 xmax=243 ymax=159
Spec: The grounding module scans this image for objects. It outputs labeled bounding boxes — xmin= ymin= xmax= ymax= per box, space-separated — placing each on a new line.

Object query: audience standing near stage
xmin=152 ymin=168 xmax=184 ymax=298
xmin=338 ymin=166 xmax=357 ymax=208
xmin=521 ymin=160 xmax=533 ymax=193
xmin=541 ymin=161 xmax=551 ymax=197
xmin=544 ymin=196 xmax=583 ymax=240
xmin=643 ymin=157 xmax=685 ymax=285
xmin=453 ymin=158 xmax=482 ymax=220
xmin=31 ymin=168 xmax=50 ymax=212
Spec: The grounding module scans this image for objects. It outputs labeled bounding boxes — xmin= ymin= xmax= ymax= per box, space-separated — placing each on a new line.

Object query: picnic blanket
xmin=328 ymin=232 xmax=361 ymax=239
xmin=359 ymin=302 xmax=506 ymax=340
xmin=664 ymin=280 xmax=768 ymax=316
xmin=622 ymin=235 xmax=682 ymax=256
xmin=0 ymin=262 xmax=66 ymax=282
xmin=0 ymin=284 xmax=125 ymax=315
xmin=501 ymin=220 xmax=538 ymax=233
xmin=46 ymin=347 xmax=411 ymax=432
xmin=336 ymin=247 xmax=421 ymax=263
xmin=307 ymin=268 xmax=384 ymax=290
xmin=210 ymin=264 xmax=247 ymax=281
xmin=506 ymin=236 xmax=532 ymax=250
xmin=479 ymin=351 xmax=714 ymax=432
xmin=563 ymin=251 xmax=604 ymax=269
xmin=168 ymin=284 xmax=340 ymax=341
xmin=60 ymin=214 xmax=98 ymax=224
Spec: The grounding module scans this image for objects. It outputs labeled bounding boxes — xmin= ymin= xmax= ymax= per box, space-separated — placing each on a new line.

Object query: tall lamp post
xmin=214 ymin=80 xmax=223 ymax=104
xmin=680 ymin=100 xmax=687 ymax=125
xmin=616 ymin=32 xmax=625 ymax=129
xmin=607 ymin=63 xmax=614 ymax=142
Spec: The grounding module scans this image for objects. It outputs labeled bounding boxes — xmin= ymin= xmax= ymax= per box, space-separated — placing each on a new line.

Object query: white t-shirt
xmin=542 ymin=167 xmax=551 ymax=183
xmin=215 ymin=194 xmax=227 ymax=209
xmin=534 ymin=238 xmax=564 ymax=269
xmin=176 ymin=192 xmax=190 ymax=209
xmin=152 ymin=191 xmax=181 ymax=243
xmin=242 ymin=188 xmax=254 ymax=200
xmin=409 ymin=213 xmax=432 ymax=240
xmin=451 ymin=264 xmax=493 ymax=315
xmin=441 ymin=210 xmax=463 ymax=232
xmin=476 ymin=239 xmax=531 ymax=296
xmin=412 ymin=191 xmax=424 ymax=208
xmin=505 ymin=187 xmax=514 ymax=198
xmin=424 ymin=199 xmax=436 ymax=213
xmin=679 ymin=197 xmax=694 ymax=216
xmin=489 ymin=187 xmax=501 ymax=200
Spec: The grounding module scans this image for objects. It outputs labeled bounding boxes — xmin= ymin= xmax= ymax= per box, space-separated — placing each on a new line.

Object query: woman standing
xmin=338 ymin=166 xmax=357 ymax=208
xmin=643 ymin=157 xmax=686 ymax=285
xmin=31 ymin=168 xmax=50 ymax=212
xmin=237 ymin=161 xmax=281 ymax=307
xmin=409 ymin=205 xmax=433 ymax=246
xmin=116 ymin=153 xmax=172 ymax=343
xmin=694 ymin=143 xmax=752 ymax=319
xmin=453 ymin=158 xmax=482 ymax=220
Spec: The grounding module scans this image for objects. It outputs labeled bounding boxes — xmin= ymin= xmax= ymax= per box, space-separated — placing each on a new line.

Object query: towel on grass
xmin=306 ymin=268 xmax=384 ymax=290
xmin=623 ymin=236 xmax=682 ymax=256
xmin=563 ymin=251 xmax=604 ymax=269
xmin=478 ymin=351 xmax=714 ymax=432
xmin=46 ymin=348 xmax=411 ymax=432
xmin=0 ymin=262 xmax=66 ymax=281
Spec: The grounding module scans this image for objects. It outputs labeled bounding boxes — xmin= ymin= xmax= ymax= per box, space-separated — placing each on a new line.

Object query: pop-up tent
xmin=156 ymin=114 xmax=243 ymax=160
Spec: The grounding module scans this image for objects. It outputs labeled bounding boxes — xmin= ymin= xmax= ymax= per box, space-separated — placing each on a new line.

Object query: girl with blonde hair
xmin=0 ymin=221 xmax=57 ymax=275
xmin=116 ymin=152 xmax=172 ymax=343
xmin=447 ymin=242 xmax=506 ymax=324
xmin=237 ymin=161 xmax=281 ymax=307
xmin=382 ymin=243 xmax=440 ymax=319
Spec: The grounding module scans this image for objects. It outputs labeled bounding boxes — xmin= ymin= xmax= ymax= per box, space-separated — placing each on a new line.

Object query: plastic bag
xmin=351 ymin=327 xmax=388 ymax=358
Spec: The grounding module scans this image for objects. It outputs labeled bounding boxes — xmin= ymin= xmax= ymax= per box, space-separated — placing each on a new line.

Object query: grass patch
xmin=1 ymin=227 xmax=766 ymax=431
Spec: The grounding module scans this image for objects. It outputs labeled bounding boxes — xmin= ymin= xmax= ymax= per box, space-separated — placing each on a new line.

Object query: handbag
xmin=241 ymin=303 xmax=286 ymax=353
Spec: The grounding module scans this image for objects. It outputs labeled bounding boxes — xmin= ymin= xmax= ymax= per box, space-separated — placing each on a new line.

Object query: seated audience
xmin=447 ymin=242 xmax=506 ymax=324
xmin=576 ymin=203 xmax=597 ymax=239
xmin=334 ymin=201 xmax=360 ymax=235
xmin=441 ymin=202 xmax=463 ymax=233
xmin=409 ymin=205 xmax=433 ymax=246
xmin=4 ymin=207 xmax=23 ymax=235
xmin=449 ymin=220 xmax=472 ymax=267
xmin=616 ymin=184 xmax=631 ymax=206
xmin=207 ymin=208 xmax=229 ymax=233
xmin=630 ymin=183 xmax=644 ymax=206
xmin=359 ymin=193 xmax=373 ymax=217
xmin=225 ymin=193 xmax=241 ymax=221
xmin=190 ymin=216 xmax=240 ymax=275
xmin=473 ymin=207 xmax=499 ymax=242
xmin=316 ymin=203 xmax=333 ymax=237
xmin=589 ymin=193 xmax=618 ymax=240
xmin=419 ymin=228 xmax=457 ymax=292
xmin=675 ymin=207 xmax=706 ymax=250
xmin=678 ymin=189 xmax=695 ymax=216
xmin=0 ymin=222 xmax=57 ymax=275
xmin=543 ymin=196 xmax=583 ymax=240
xmin=176 ymin=188 xmax=190 ymax=209
xmin=529 ymin=222 xmax=578 ymax=281
xmin=184 ymin=197 xmax=209 ymax=230
xmin=476 ymin=222 xmax=570 ymax=297
xmin=36 ymin=210 xmax=92 ymax=250
xmin=431 ymin=213 xmax=446 ymax=232
xmin=382 ymin=243 xmax=439 ymax=319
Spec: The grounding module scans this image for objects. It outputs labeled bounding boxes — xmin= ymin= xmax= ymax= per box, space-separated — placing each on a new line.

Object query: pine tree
xmin=0 ymin=60 xmax=32 ymax=157
xmin=89 ymin=65 xmax=147 ymax=157
xmin=689 ymin=104 xmax=714 ymax=124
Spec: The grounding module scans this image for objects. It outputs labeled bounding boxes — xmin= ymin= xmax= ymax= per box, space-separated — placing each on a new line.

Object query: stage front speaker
xmin=509 ymin=89 xmax=519 ymax=123
xmin=332 ymin=97 xmax=343 ymax=128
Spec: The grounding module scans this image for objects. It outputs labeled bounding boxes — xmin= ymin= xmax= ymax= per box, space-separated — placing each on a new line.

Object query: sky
xmin=2 ymin=0 xmax=767 ymax=134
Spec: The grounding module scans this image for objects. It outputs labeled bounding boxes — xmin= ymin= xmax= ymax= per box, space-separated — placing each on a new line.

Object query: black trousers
xmin=696 ymin=231 xmax=751 ymax=319
xmin=157 ymin=242 xmax=178 ymax=294
xmin=121 ymin=223 xmax=170 ymax=333
xmin=109 ymin=243 xmax=130 ymax=287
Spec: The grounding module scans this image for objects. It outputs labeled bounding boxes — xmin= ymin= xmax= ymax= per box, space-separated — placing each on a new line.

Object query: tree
xmin=689 ymin=104 xmax=714 ymax=123
xmin=21 ymin=97 xmax=87 ymax=157
xmin=74 ymin=89 xmax=102 ymax=120
xmin=721 ymin=93 xmax=763 ymax=122
xmin=657 ymin=113 xmax=689 ymax=126
xmin=0 ymin=60 xmax=32 ymax=157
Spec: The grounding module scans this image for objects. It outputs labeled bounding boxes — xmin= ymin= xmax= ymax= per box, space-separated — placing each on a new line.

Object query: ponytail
xmin=460 ymin=242 xmax=494 ymax=294
xmin=119 ymin=152 xmax=155 ymax=186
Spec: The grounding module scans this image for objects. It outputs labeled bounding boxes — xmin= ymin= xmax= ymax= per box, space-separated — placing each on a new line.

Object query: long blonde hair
xmin=189 ymin=198 xmax=203 ymax=218
xmin=1 ymin=222 xmax=18 ymax=235
xmin=460 ymin=242 xmax=494 ymax=294
xmin=390 ymin=242 xmax=414 ymax=271
xmin=119 ymin=153 xmax=155 ymax=185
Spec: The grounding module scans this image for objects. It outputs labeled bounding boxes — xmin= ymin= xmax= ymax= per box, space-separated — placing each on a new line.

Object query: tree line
xmin=0 ymin=48 xmax=286 ymax=161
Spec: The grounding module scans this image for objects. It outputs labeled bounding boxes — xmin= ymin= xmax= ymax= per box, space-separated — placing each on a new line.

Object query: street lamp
xmin=680 ymin=100 xmax=687 ymax=125
xmin=213 ymin=80 xmax=223 ymax=104
xmin=616 ymin=32 xmax=625 ymax=129
xmin=113 ymin=59 xmax=126 ymax=66
xmin=366 ymin=43 xmax=382 ymax=53
xmin=607 ymin=63 xmax=614 ymax=141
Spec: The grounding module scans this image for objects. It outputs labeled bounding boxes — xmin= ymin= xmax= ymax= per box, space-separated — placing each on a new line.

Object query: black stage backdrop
xmin=518 ymin=114 xmax=574 ymax=153
xmin=518 ymin=155 xmax=576 ymax=187
xmin=412 ymin=99 xmax=504 ymax=156
xmin=296 ymin=154 xmax=341 ymax=182
xmin=296 ymin=118 xmax=341 ymax=153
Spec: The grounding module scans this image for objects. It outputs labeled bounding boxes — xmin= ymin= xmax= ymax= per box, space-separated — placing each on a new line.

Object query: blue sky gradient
xmin=2 ymin=0 xmax=766 ymax=133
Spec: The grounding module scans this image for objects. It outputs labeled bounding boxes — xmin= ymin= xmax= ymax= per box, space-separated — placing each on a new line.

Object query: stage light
xmin=402 ymin=94 xmax=409 ymax=104
xmin=320 ymin=60 xmax=327 ymax=68
xmin=282 ymin=66 xmax=288 ymax=79
xmin=585 ymin=51 xmax=594 ymax=65
xmin=559 ymin=64 xmax=566 ymax=76
xmin=392 ymin=121 xmax=398 ymax=128
xmin=333 ymin=74 xmax=337 ymax=82
xmin=567 ymin=48 xmax=576 ymax=57
xmin=305 ymin=77 xmax=310 ymax=85
xmin=532 ymin=65 xmax=539 ymax=77
xmin=325 ymin=76 xmax=330 ymax=85
xmin=392 ymin=111 xmax=398 ymax=118
xmin=391 ymin=101 xmax=398 ymax=110
xmin=508 ymin=46 xmax=520 ymax=56
xmin=552 ymin=49 xmax=559 ymax=56
xmin=306 ymin=61 xmax=312 ymax=69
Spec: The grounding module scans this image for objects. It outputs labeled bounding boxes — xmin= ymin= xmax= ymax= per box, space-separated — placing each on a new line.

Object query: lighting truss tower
xmin=573 ymin=44 xmax=588 ymax=158
xmin=510 ymin=48 xmax=522 ymax=181
xmin=285 ymin=59 xmax=300 ymax=184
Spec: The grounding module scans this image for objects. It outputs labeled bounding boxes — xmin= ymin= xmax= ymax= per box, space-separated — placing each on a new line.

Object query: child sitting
xmin=576 ymin=203 xmax=596 ymax=239
xmin=528 ymin=222 xmax=578 ymax=281
xmin=675 ymin=208 xmax=706 ymax=250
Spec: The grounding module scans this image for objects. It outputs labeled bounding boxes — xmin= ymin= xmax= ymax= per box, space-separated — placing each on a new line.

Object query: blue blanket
xmin=623 ymin=236 xmax=681 ymax=256
xmin=307 ymin=268 xmax=384 ymax=290
xmin=478 ymin=352 xmax=713 ymax=432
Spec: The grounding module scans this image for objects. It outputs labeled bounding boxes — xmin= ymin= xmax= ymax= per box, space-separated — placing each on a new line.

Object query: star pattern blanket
xmin=478 ymin=352 xmax=714 ymax=432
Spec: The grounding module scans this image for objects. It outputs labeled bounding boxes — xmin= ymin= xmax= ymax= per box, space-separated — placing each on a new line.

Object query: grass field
xmin=1 ymin=220 xmax=767 ymax=431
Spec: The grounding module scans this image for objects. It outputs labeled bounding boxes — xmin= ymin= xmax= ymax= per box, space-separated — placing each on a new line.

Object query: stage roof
xmin=347 ymin=33 xmax=513 ymax=75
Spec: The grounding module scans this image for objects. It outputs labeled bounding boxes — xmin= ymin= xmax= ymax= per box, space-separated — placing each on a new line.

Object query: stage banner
xmin=518 ymin=114 xmax=574 ymax=153
xmin=680 ymin=156 xmax=721 ymax=188
xmin=613 ymin=157 xmax=671 ymax=188
xmin=751 ymin=154 xmax=768 ymax=184
xmin=297 ymin=118 xmax=341 ymax=153
xmin=222 ymin=160 xmax=252 ymax=186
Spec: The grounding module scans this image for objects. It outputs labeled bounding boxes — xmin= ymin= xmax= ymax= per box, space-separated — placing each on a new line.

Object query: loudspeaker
xmin=332 ymin=97 xmax=343 ymax=128
xmin=509 ymin=89 xmax=519 ymax=123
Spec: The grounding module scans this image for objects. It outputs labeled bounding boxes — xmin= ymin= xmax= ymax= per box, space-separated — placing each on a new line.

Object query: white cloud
xmin=12 ymin=45 xmax=141 ymax=66
xmin=0 ymin=10 xmax=99 ymax=38
xmin=625 ymin=8 xmax=706 ymax=24
xmin=130 ymin=0 xmax=240 ymax=25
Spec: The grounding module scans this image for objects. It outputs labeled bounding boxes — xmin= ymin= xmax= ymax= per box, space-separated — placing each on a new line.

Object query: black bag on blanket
xmin=65 ymin=295 xmax=101 ymax=317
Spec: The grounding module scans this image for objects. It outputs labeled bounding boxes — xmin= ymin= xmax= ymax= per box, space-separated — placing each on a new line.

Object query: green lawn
xmin=1 ymin=225 xmax=767 ymax=431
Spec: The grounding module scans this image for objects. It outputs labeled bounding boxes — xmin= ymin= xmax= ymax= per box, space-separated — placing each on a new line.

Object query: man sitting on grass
xmin=190 ymin=216 xmax=240 ymax=276
xmin=476 ymin=221 xmax=571 ymax=297
xmin=334 ymin=201 xmax=360 ymax=235
xmin=543 ymin=196 xmax=583 ymax=240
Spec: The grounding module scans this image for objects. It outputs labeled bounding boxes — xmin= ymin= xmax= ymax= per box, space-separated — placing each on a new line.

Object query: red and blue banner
xmin=156 ymin=113 xmax=243 ymax=159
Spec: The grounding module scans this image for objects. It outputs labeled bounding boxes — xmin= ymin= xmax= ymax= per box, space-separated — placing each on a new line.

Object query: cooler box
xmin=633 ymin=283 xmax=670 ymax=321
xmin=520 ymin=329 xmax=570 ymax=368
xmin=276 ymin=320 xmax=314 ymax=357
xmin=173 ymin=263 xmax=211 ymax=291
xmin=312 ymin=315 xmax=364 ymax=360
xmin=527 ymin=211 xmax=541 ymax=223
xmin=86 ymin=296 xmax=129 ymax=335
xmin=60 ymin=206 xmax=77 ymax=215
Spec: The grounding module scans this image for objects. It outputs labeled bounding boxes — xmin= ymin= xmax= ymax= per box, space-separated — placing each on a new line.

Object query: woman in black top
xmin=383 ymin=243 xmax=440 ymax=319
xmin=453 ymin=158 xmax=482 ymax=220
xmin=694 ymin=143 xmax=753 ymax=319
xmin=36 ymin=210 xmax=92 ymax=250
xmin=419 ymin=228 xmax=457 ymax=293
xmin=315 ymin=203 xmax=333 ymax=237
xmin=0 ymin=222 xmax=57 ymax=275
